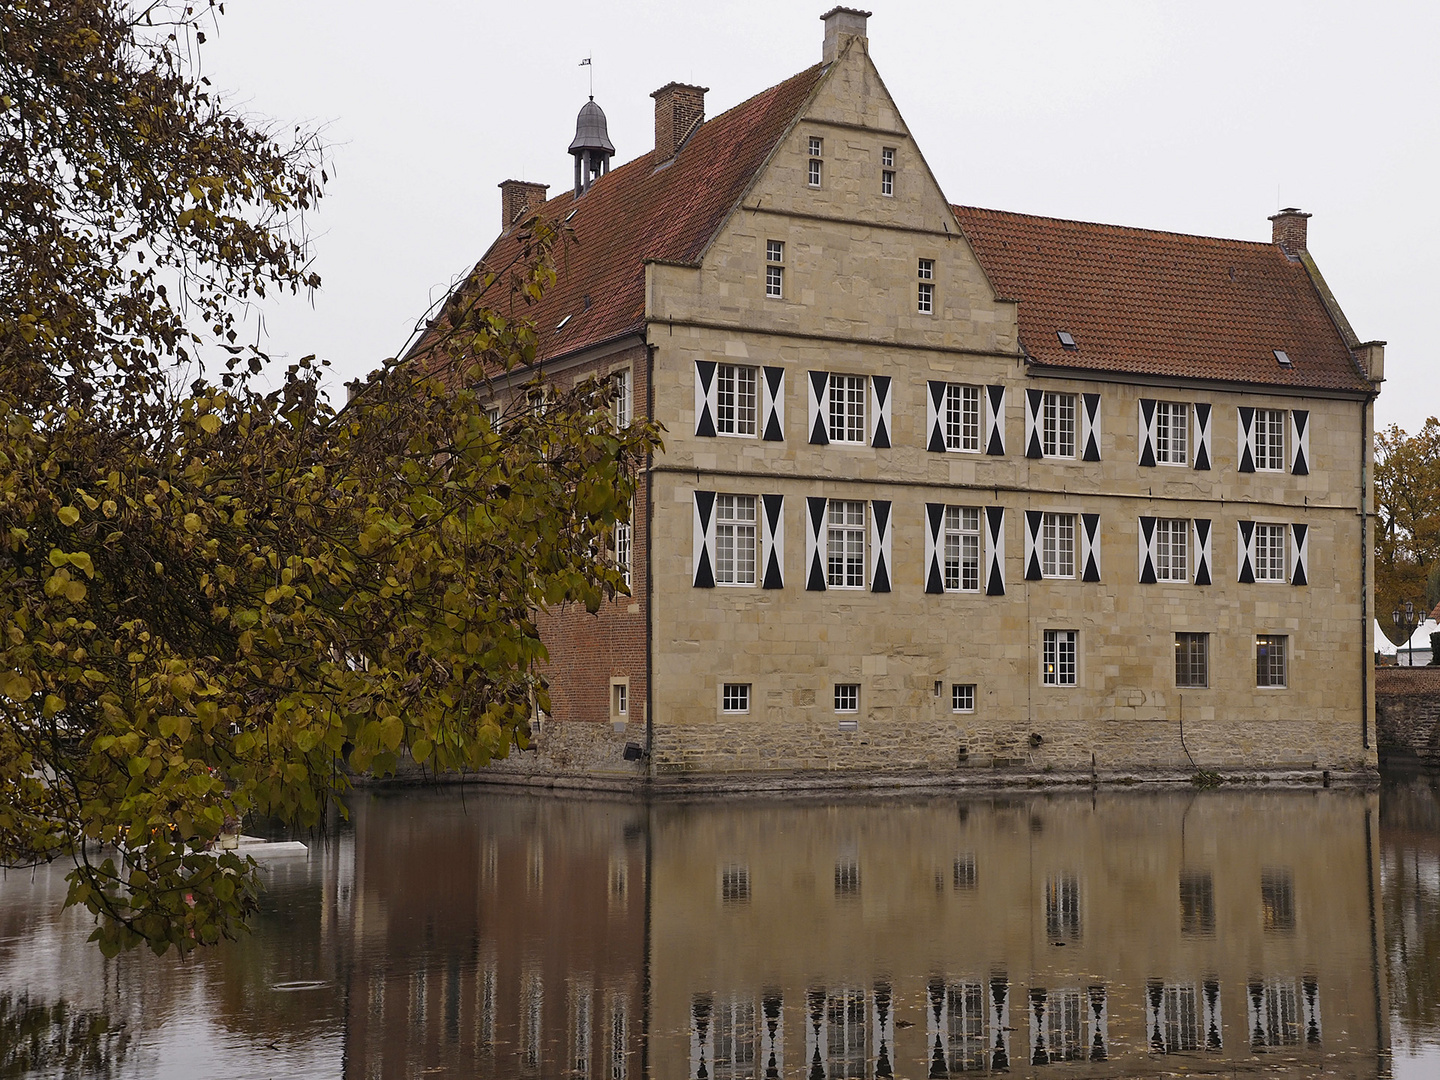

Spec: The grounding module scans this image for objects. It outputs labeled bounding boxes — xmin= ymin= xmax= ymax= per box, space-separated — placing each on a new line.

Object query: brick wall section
xmin=531 ymin=341 xmax=650 ymax=736
xmin=651 ymin=83 xmax=706 ymax=161
xmin=1377 ymin=666 xmax=1440 ymax=760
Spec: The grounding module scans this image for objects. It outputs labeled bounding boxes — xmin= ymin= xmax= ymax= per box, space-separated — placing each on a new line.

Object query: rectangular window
xmin=1042 ymin=391 xmax=1077 ymax=458
xmin=1045 ymin=872 xmax=1082 ymax=940
xmin=917 ymin=258 xmax=935 ymax=314
xmin=527 ymin=387 xmax=549 ymax=415
xmin=827 ymin=373 xmax=866 ymax=444
xmin=715 ymin=495 xmax=757 ymax=586
xmin=918 ymin=258 xmax=934 ymax=280
xmin=613 ymin=683 xmax=627 ymax=716
xmin=808 ymin=157 xmax=822 ymax=187
xmin=1256 ymin=634 xmax=1287 ymax=687
xmin=722 ymin=683 xmax=750 ymax=714
xmin=1043 ymin=629 xmax=1078 ymax=686
xmin=1155 ymin=400 xmax=1188 ymax=464
xmin=612 ymin=369 xmax=632 ymax=429
xmin=721 ymin=864 xmax=750 ymax=903
xmin=881 ymin=147 xmax=895 ymax=196
xmin=953 ymin=854 xmax=977 ymax=890
xmin=834 ymin=683 xmax=859 ymax=713
xmin=942 ymin=383 xmax=982 ymax=452
xmin=951 ymin=683 xmax=975 ymax=713
xmin=881 ymin=147 xmax=895 ymax=168
xmin=715 ymin=363 xmax=758 ymax=436
xmin=809 ymin=135 xmax=823 ymax=157
xmin=614 ymin=518 xmax=632 ymax=588
xmin=808 ymin=136 xmax=823 ymax=188
xmin=1255 ymin=408 xmax=1285 ymax=471
xmin=1155 ymin=518 xmax=1189 ymax=582
xmin=826 ymin=501 xmax=865 ymax=588
xmin=1175 ymin=632 xmax=1208 ymax=688
xmin=943 ymin=506 xmax=981 ymax=591
xmin=1253 ymin=523 xmax=1287 ymax=581
xmin=484 ymin=404 xmax=501 ymax=430
xmin=765 ymin=240 xmax=784 ymax=298
xmin=834 ymin=858 xmax=860 ymax=896
xmin=1041 ymin=512 xmax=1076 ymax=579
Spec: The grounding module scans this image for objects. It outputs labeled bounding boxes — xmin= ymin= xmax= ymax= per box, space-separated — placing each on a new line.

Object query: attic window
xmin=1057 ymin=330 xmax=1078 ymax=350
xmin=1274 ymin=349 xmax=1292 ymax=367
xmin=555 ymin=314 xmax=573 ymax=332
xmin=564 ymin=207 xmax=579 ymax=223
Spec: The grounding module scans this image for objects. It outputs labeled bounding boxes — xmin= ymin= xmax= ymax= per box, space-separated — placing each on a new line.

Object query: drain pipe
xmin=644 ymin=342 xmax=657 ymax=776
xmin=1360 ymin=390 xmax=1376 ymax=751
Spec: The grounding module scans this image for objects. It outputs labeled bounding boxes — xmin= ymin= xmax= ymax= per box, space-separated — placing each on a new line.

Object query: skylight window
xmin=555 ymin=314 xmax=572 ymax=332
xmin=1057 ymin=330 xmax=1078 ymax=350
xmin=1274 ymin=349 xmax=1292 ymax=366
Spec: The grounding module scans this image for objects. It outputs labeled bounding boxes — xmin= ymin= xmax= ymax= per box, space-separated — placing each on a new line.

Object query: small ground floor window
xmin=1043 ymin=630 xmax=1078 ymax=686
xmin=952 ymin=684 xmax=976 ymax=713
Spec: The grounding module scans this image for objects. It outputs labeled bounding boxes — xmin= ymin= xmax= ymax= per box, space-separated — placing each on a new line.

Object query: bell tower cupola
xmin=569 ymin=97 xmax=615 ymax=197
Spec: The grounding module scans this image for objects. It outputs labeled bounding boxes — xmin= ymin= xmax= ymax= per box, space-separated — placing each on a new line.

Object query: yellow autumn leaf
xmin=183 ymin=513 xmax=202 ymax=534
xmin=57 ymin=506 xmax=80 ymax=526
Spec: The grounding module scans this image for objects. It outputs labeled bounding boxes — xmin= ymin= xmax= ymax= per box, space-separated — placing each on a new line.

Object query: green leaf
xmin=411 ymin=739 xmax=433 ymax=764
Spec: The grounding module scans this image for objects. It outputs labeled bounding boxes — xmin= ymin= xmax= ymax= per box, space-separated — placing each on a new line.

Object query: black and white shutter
xmin=1023 ymin=510 xmax=1044 ymax=580
xmin=1302 ymin=979 xmax=1321 ymax=1045
xmin=1193 ymin=518 xmax=1212 ymax=585
xmin=870 ymin=499 xmax=892 ymax=592
xmin=1291 ymin=522 xmax=1308 ymax=586
xmin=692 ymin=490 xmax=716 ymax=587
xmin=804 ymin=992 xmax=829 ymax=1080
xmin=1025 ymin=389 xmax=1044 ymax=458
xmin=924 ymin=503 xmax=945 ymax=594
xmin=761 ymin=494 xmax=785 ymax=589
xmin=989 ymin=981 xmax=1011 ymax=1070
xmin=805 ymin=497 xmax=827 ymax=591
xmin=1202 ymin=981 xmax=1222 ymax=1050
xmin=1081 ymin=393 xmax=1102 ymax=461
xmin=985 ymin=506 xmax=1006 ymax=596
xmin=1237 ymin=406 xmax=1256 ymax=473
xmin=1237 ymin=520 xmax=1256 ymax=583
xmin=870 ymin=376 xmax=891 ymax=449
xmin=1290 ymin=409 xmax=1309 ymax=475
xmin=1138 ymin=516 xmax=1158 ymax=584
xmin=694 ymin=361 xmax=717 ymax=437
xmin=1080 ymin=512 xmax=1101 ymax=581
xmin=1088 ymin=987 xmax=1109 ymax=1062
xmin=926 ymin=381 xmax=947 ymax=453
xmin=1138 ymin=398 xmax=1157 ymax=467
xmin=761 ymin=366 xmax=785 ymax=442
xmin=808 ymin=371 xmax=830 ymax=445
xmin=926 ymin=981 xmax=949 ymax=1075
xmin=986 ymin=385 xmax=1007 ymax=455
xmin=873 ymin=985 xmax=896 ymax=1075
xmin=1193 ymin=403 xmax=1212 ymax=470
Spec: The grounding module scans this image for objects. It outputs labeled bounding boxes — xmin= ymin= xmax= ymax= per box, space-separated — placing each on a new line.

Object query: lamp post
xmin=1393 ymin=599 xmax=1418 ymax=666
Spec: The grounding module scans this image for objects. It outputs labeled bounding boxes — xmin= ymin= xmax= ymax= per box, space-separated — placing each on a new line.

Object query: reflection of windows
xmin=609 ymin=993 xmax=628 ymax=1080
xmin=953 ymin=853 xmax=977 ymax=890
xmin=1029 ymin=988 xmax=1091 ymax=1064
xmin=1262 ymin=868 xmax=1295 ymax=931
xmin=572 ymin=985 xmax=593 ymax=1079
xmin=714 ymin=1000 xmax=757 ymax=1080
xmin=1180 ymin=869 xmax=1215 ymax=935
xmin=411 ymin=969 xmax=427 ymax=1026
xmin=609 ymin=857 xmax=627 ymax=908
xmin=834 ymin=857 xmax=860 ymax=898
xmin=479 ymin=963 xmax=496 ymax=1047
xmin=523 ymin=971 xmax=543 ymax=1069
xmin=1146 ymin=980 xmax=1222 ymax=1053
xmin=948 ymin=982 xmax=988 ymax=1071
xmin=1248 ymin=979 xmax=1307 ymax=1048
xmin=827 ymin=991 xmax=867 ymax=1078
xmin=527 ymin=840 xmax=543 ymax=893
xmin=721 ymin=864 xmax=750 ymax=904
xmin=1046 ymin=872 xmax=1081 ymax=940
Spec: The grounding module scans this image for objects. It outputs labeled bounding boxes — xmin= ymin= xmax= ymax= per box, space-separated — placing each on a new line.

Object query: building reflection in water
xmin=1382 ymin=768 xmax=1440 ymax=1063
xmin=0 ymin=787 xmax=1398 ymax=1078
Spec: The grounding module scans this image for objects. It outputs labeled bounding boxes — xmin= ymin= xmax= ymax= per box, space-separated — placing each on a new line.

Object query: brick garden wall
xmin=1377 ymin=666 xmax=1440 ymax=761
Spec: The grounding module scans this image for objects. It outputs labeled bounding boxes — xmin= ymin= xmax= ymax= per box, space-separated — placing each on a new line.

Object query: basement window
xmin=1057 ymin=330 xmax=1078 ymax=350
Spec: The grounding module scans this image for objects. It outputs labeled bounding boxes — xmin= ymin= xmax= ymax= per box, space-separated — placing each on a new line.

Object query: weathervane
xmin=579 ymin=55 xmax=593 ymax=97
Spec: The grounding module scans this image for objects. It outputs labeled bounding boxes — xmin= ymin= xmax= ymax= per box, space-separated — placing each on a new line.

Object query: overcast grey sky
xmin=203 ymin=0 xmax=1437 ymax=435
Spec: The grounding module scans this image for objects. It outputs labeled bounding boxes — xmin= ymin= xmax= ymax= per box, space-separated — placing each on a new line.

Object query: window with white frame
xmin=484 ymin=404 xmax=501 ymax=430
xmin=1253 ymin=523 xmax=1286 ymax=582
xmin=1155 ymin=518 xmax=1188 ymax=582
xmin=942 ymin=383 xmax=981 ymax=451
xmin=612 ymin=683 xmax=628 ymax=717
xmin=952 ymin=683 xmax=975 ymax=713
xmin=1256 ymin=634 xmax=1287 ymax=687
xmin=1155 ymin=400 xmax=1188 ymax=464
xmin=765 ymin=240 xmax=784 ymax=298
xmin=1044 ymin=629 xmax=1078 ymax=686
xmin=1041 ymin=512 xmax=1076 ymax=579
xmin=1175 ymin=632 xmax=1208 ymax=688
xmin=715 ymin=495 xmax=757 ymax=586
xmin=826 ymin=500 xmax=865 ymax=588
xmin=834 ymin=683 xmax=859 ymax=713
xmin=880 ymin=146 xmax=895 ymax=196
xmin=614 ymin=515 xmax=632 ymax=588
xmin=807 ymin=136 xmax=823 ymax=187
xmin=612 ymin=369 xmax=632 ymax=429
xmin=828 ymin=373 xmax=866 ymax=443
xmin=722 ymin=683 xmax=750 ymax=714
xmin=918 ymin=258 xmax=935 ymax=314
xmin=715 ymin=363 xmax=758 ymax=436
xmin=1255 ymin=408 xmax=1286 ymax=471
xmin=1042 ymin=391 xmax=1077 ymax=458
xmin=943 ymin=506 xmax=981 ymax=591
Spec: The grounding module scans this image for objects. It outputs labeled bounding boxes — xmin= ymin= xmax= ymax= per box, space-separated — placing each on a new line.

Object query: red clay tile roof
xmin=952 ymin=206 xmax=1372 ymax=394
xmin=448 ymin=63 xmax=827 ymax=367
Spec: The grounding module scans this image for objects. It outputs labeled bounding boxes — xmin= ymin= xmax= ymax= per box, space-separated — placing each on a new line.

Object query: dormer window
xmin=808 ymin=136 xmax=823 ymax=188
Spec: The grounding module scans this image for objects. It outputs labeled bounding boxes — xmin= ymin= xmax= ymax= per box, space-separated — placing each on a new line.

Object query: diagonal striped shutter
xmin=1237 ymin=406 xmax=1256 ymax=473
xmin=761 ymin=366 xmax=785 ymax=442
xmin=808 ymin=371 xmax=830 ymax=445
xmin=1080 ymin=512 xmax=1101 ymax=581
xmin=986 ymin=385 xmax=1007 ymax=455
xmin=985 ymin=507 xmax=1006 ymax=595
xmin=1025 ymin=389 xmax=1044 ymax=459
xmin=1291 ymin=410 xmax=1310 ymax=475
xmin=1193 ymin=518 xmax=1212 ymax=585
xmin=924 ymin=503 xmax=945 ymax=594
xmin=761 ymin=494 xmax=784 ymax=588
xmin=1138 ymin=398 xmax=1157 ymax=467
xmin=1237 ymin=520 xmax=1256 ymax=583
xmin=1138 ymin=516 xmax=1157 ymax=584
xmin=694 ymin=361 xmax=717 ymax=437
xmin=692 ymin=491 xmax=716 ymax=587
xmin=1193 ymin=402 xmax=1212 ymax=470
xmin=870 ymin=376 xmax=891 ymax=448
xmin=805 ymin=496 xmax=827 ymax=591
xmin=870 ymin=500 xmax=892 ymax=592
xmin=1081 ymin=394 xmax=1102 ymax=461
xmin=1291 ymin=522 xmax=1308 ymax=586
xmin=1024 ymin=510 xmax=1044 ymax=580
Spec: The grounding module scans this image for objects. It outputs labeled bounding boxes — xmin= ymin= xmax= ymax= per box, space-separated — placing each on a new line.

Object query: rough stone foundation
xmin=1377 ymin=666 xmax=1440 ymax=762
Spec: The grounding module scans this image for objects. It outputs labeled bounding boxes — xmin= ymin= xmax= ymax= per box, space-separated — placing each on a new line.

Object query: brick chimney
xmin=821 ymin=6 xmax=871 ymax=62
xmin=1269 ymin=207 xmax=1311 ymax=259
xmin=498 ymin=179 xmax=549 ymax=232
xmin=650 ymin=82 xmax=707 ymax=162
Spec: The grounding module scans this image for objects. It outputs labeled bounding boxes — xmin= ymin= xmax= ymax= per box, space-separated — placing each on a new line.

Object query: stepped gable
xmin=953 ymin=206 xmax=1371 ymax=393
xmin=452 ymin=64 xmax=826 ymax=369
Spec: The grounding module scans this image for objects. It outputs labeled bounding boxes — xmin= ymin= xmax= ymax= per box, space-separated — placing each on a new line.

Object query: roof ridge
xmin=953 ymin=204 xmax=1276 ymax=250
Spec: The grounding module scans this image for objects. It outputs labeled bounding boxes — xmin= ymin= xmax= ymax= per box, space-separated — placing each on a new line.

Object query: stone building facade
xmin=452 ymin=9 xmax=1384 ymax=784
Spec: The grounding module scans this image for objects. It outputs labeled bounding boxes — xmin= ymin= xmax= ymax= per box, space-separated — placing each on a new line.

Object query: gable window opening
xmin=1254 ymin=523 xmax=1287 ymax=582
xmin=611 ymin=368 xmax=632 ymax=430
xmin=944 ymin=506 xmax=981 ymax=591
xmin=828 ymin=373 xmax=867 ymax=444
xmin=881 ymin=146 xmax=895 ymax=196
xmin=826 ymin=500 xmax=866 ymax=588
xmin=1044 ymin=629 xmax=1078 ymax=687
xmin=715 ymin=494 xmax=757 ymax=586
xmin=1255 ymin=408 xmax=1286 ymax=471
xmin=722 ymin=682 xmax=751 ymax=714
xmin=1155 ymin=518 xmax=1188 ymax=582
xmin=1041 ymin=512 xmax=1076 ymax=579
xmin=716 ymin=363 xmax=758 ymax=436
xmin=943 ymin=382 xmax=982 ymax=452
xmin=918 ymin=258 xmax=935 ymax=314
xmin=1175 ymin=632 xmax=1208 ymax=689
xmin=1257 ymin=634 xmax=1287 ymax=688
xmin=808 ymin=136 xmax=823 ymax=188
xmin=765 ymin=240 xmax=784 ymax=298
xmin=952 ymin=683 xmax=976 ymax=713
xmin=1042 ymin=391 xmax=1077 ymax=458
xmin=1155 ymin=401 xmax=1188 ymax=464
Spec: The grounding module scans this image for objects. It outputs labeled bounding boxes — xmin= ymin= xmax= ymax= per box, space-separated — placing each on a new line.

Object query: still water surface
xmin=4 ymin=777 xmax=1440 ymax=1078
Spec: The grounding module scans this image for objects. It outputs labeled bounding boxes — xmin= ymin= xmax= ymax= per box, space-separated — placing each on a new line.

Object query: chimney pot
xmin=497 ymin=179 xmax=549 ymax=233
xmin=650 ymin=82 xmax=707 ymax=162
xmin=1269 ymin=207 xmax=1311 ymax=259
xmin=821 ymin=6 xmax=871 ymax=62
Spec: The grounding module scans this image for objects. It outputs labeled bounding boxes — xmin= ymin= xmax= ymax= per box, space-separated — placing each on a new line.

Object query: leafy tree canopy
xmin=1375 ymin=418 xmax=1440 ymax=638
xmin=0 ymin=0 xmax=658 ymax=956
